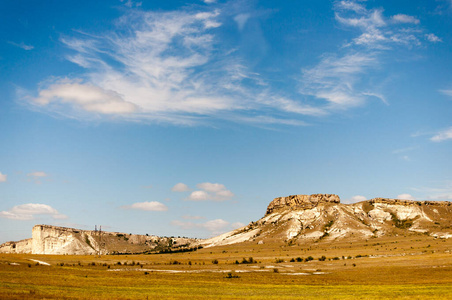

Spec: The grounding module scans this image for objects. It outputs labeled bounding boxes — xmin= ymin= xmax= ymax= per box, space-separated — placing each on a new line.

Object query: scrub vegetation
xmin=1 ymin=234 xmax=451 ymax=299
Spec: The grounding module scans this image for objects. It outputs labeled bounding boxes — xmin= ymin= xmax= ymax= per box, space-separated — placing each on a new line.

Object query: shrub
xmin=225 ymin=272 xmax=240 ymax=279
xmin=212 ymin=259 xmax=219 ymax=265
xmin=318 ymin=256 xmax=326 ymax=261
xmin=275 ymin=258 xmax=284 ymax=263
xmin=296 ymin=257 xmax=303 ymax=262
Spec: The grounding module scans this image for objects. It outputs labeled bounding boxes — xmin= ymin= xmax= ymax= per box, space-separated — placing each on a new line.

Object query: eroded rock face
xmin=202 ymin=195 xmax=452 ymax=248
xmin=266 ymin=194 xmax=341 ymax=215
xmin=1 ymin=224 xmax=199 ymax=255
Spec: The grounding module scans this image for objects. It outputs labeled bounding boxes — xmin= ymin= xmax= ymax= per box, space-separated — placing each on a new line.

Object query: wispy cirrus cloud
xmin=431 ymin=126 xmax=452 ymax=142
xmin=27 ymin=171 xmax=49 ymax=184
xmin=8 ymin=41 xmax=34 ymax=50
xmin=23 ymin=1 xmax=441 ymax=126
xmin=298 ymin=1 xmax=441 ymax=111
xmin=0 ymin=203 xmax=67 ymax=220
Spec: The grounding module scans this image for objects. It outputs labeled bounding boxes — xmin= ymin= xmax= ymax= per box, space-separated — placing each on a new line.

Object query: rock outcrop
xmin=266 ymin=194 xmax=341 ymax=214
xmin=1 ymin=224 xmax=198 ymax=255
xmin=202 ymin=194 xmax=452 ymax=247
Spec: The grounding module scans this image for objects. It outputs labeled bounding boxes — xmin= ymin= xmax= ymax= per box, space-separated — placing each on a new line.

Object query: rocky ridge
xmin=0 ymin=224 xmax=198 ymax=255
xmin=202 ymin=194 xmax=452 ymax=247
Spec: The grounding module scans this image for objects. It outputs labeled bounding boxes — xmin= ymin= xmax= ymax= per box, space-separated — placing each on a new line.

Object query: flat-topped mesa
xmin=266 ymin=194 xmax=340 ymax=215
xmin=369 ymin=198 xmax=451 ymax=207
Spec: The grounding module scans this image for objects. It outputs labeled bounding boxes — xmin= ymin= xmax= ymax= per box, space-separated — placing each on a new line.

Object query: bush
xmin=296 ymin=257 xmax=303 ymax=262
xmin=212 ymin=259 xmax=219 ymax=265
xmin=225 ymin=272 xmax=240 ymax=279
xmin=318 ymin=256 xmax=326 ymax=261
xmin=275 ymin=258 xmax=284 ymax=263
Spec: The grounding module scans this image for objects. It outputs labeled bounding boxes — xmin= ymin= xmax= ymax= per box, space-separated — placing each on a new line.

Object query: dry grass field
xmin=1 ymin=234 xmax=452 ymax=299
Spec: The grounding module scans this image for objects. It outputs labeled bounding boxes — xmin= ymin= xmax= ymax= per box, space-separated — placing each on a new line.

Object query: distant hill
xmin=201 ymin=194 xmax=452 ymax=247
xmin=0 ymin=225 xmax=199 ymax=255
xmin=2 ymin=194 xmax=451 ymax=254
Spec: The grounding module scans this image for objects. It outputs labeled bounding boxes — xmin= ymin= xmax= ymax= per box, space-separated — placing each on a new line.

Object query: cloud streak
xmin=0 ymin=203 xmax=67 ymax=220
xmin=122 ymin=201 xmax=168 ymax=211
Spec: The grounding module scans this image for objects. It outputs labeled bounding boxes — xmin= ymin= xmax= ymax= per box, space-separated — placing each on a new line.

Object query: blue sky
xmin=1 ymin=0 xmax=451 ymax=243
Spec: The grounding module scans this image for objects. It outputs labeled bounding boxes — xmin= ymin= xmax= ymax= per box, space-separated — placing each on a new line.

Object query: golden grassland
xmin=1 ymin=235 xmax=452 ymax=299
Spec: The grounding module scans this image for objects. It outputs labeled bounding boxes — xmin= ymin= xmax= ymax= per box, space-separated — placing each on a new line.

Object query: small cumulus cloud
xmin=431 ymin=126 xmax=452 ymax=142
xmin=171 ymin=183 xmax=190 ymax=192
xmin=0 ymin=203 xmax=68 ymax=220
xmin=27 ymin=171 xmax=49 ymax=184
xmin=391 ymin=14 xmax=420 ymax=25
xmin=122 ymin=201 xmax=168 ymax=211
xmin=425 ymin=33 xmax=442 ymax=43
xmin=397 ymin=193 xmax=415 ymax=200
xmin=33 ymin=80 xmax=138 ymax=115
xmin=347 ymin=195 xmax=367 ymax=203
xmin=0 ymin=172 xmax=7 ymax=182
xmin=187 ymin=182 xmax=234 ymax=201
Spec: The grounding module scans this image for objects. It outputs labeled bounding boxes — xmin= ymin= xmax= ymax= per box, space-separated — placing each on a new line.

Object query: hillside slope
xmin=0 ymin=225 xmax=198 ymax=255
xmin=202 ymin=194 xmax=452 ymax=247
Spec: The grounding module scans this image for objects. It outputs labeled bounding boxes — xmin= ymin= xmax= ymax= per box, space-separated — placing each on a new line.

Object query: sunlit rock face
xmin=1 ymin=224 xmax=198 ymax=255
xmin=202 ymin=195 xmax=452 ymax=247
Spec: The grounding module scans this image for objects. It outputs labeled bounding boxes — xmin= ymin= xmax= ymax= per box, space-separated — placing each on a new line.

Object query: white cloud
xmin=123 ymin=201 xmax=168 ymax=211
xmin=27 ymin=171 xmax=49 ymax=184
xmin=27 ymin=171 xmax=48 ymax=178
xmin=187 ymin=182 xmax=234 ymax=201
xmin=431 ymin=126 xmax=452 ymax=142
xmin=171 ymin=218 xmax=238 ymax=235
xmin=335 ymin=3 xmax=426 ymax=49
xmin=33 ymin=80 xmax=138 ymax=115
xmin=120 ymin=0 xmax=142 ymax=8
xmin=440 ymin=89 xmax=452 ymax=97
xmin=171 ymin=183 xmax=190 ymax=192
xmin=8 ymin=41 xmax=34 ymax=50
xmin=397 ymin=193 xmax=415 ymax=200
xmin=0 ymin=203 xmax=67 ymax=220
xmin=234 ymin=13 xmax=250 ymax=31
xmin=348 ymin=195 xmax=367 ymax=203
xmin=25 ymin=5 xmax=339 ymax=126
xmin=391 ymin=14 xmax=420 ymax=25
xmin=230 ymin=221 xmax=245 ymax=229
xmin=0 ymin=172 xmax=6 ymax=182
xmin=300 ymin=53 xmax=381 ymax=109
xmin=188 ymin=190 xmax=210 ymax=201
xmin=411 ymin=181 xmax=452 ymax=201
xmin=425 ymin=33 xmax=442 ymax=43
xmin=203 ymin=0 xmax=216 ymax=3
